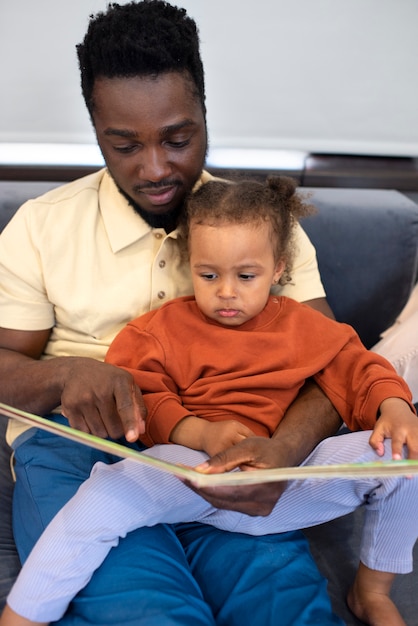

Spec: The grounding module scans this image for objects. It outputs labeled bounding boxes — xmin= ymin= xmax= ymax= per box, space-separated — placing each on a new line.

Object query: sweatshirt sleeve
xmin=313 ymin=330 xmax=415 ymax=430
xmin=105 ymin=321 xmax=194 ymax=446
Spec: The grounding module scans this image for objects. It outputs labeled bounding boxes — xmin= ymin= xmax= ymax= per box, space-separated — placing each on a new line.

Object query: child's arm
xmin=0 ymin=603 xmax=47 ymax=626
xmin=170 ymin=416 xmax=255 ymax=457
xmin=369 ymin=397 xmax=418 ymax=459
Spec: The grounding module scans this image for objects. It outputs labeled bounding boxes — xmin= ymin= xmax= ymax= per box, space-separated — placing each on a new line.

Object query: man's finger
xmin=195 ymin=448 xmax=253 ymax=474
xmin=185 ymin=481 xmax=279 ymax=516
xmin=116 ymin=383 xmax=147 ymax=441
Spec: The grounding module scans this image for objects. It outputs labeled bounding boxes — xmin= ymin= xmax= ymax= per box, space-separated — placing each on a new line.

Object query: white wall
xmin=1 ymin=0 xmax=417 ymax=157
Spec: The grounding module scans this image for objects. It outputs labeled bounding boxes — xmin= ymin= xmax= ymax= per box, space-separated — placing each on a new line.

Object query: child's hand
xmin=170 ymin=415 xmax=254 ymax=455
xmin=369 ymin=397 xmax=418 ymax=459
xmin=0 ymin=603 xmax=48 ymax=626
xmin=200 ymin=420 xmax=256 ymax=457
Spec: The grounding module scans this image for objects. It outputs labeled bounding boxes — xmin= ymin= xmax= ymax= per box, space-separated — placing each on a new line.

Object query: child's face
xmin=189 ymin=220 xmax=284 ymax=326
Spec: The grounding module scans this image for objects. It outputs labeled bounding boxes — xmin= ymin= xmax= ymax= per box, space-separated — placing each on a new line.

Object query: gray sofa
xmin=1 ymin=177 xmax=418 ymax=625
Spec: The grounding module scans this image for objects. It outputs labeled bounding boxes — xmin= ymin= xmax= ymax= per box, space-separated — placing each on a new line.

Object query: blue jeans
xmin=11 ymin=415 xmax=343 ymax=626
xmin=0 ymin=422 xmax=21 ymax=609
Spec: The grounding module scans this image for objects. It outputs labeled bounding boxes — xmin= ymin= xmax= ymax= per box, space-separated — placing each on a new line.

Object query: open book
xmin=2 ymin=401 xmax=418 ymax=487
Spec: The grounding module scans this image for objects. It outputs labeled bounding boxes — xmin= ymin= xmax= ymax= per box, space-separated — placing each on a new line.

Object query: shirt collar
xmin=98 ymin=169 xmax=213 ymax=253
xmin=98 ymin=170 xmax=151 ymax=253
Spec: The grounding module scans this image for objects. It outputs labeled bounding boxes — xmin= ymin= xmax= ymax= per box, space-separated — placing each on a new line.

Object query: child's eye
xmin=201 ymin=273 xmax=217 ymax=281
xmin=240 ymin=274 xmax=255 ymax=281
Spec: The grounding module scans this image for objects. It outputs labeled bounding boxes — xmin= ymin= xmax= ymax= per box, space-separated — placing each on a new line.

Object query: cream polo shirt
xmin=0 ymin=168 xmax=325 ymax=443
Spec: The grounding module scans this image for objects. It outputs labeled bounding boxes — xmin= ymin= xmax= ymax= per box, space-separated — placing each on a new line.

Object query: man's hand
xmin=60 ymin=358 xmax=147 ymax=441
xmin=186 ymin=437 xmax=289 ymax=516
xmin=185 ymin=380 xmax=342 ymax=516
xmin=0 ymin=328 xmax=146 ymax=442
xmin=369 ymin=397 xmax=418 ymax=460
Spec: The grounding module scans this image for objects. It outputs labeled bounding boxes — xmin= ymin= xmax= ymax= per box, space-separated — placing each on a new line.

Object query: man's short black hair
xmin=77 ymin=0 xmax=206 ymax=116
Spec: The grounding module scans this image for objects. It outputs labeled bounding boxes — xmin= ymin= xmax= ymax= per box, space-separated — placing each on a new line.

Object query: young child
xmin=2 ymin=176 xmax=417 ymax=626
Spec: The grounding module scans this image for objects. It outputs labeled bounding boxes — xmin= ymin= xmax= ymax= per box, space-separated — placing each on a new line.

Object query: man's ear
xmin=272 ymin=259 xmax=286 ymax=284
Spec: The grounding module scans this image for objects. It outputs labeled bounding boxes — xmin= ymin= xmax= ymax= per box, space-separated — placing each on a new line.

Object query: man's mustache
xmin=133 ymin=179 xmax=181 ymax=192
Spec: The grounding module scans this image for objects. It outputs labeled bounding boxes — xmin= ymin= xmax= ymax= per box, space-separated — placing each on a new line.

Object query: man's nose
xmin=139 ymin=147 xmax=172 ymax=182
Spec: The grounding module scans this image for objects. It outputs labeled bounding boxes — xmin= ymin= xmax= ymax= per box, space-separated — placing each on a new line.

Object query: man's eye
xmin=113 ymin=145 xmax=137 ymax=154
xmin=167 ymin=139 xmax=190 ymax=148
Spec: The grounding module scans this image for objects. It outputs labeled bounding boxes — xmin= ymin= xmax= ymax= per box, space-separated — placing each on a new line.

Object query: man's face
xmin=91 ymin=73 xmax=207 ymax=215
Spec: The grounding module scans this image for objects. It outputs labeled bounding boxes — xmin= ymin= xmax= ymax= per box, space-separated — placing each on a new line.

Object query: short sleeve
xmin=0 ymin=204 xmax=55 ymax=331
xmin=272 ymin=224 xmax=326 ymax=302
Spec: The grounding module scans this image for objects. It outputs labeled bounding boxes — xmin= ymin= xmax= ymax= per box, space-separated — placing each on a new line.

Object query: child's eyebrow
xmin=192 ymin=262 xmax=263 ymax=270
xmin=192 ymin=263 xmax=217 ymax=270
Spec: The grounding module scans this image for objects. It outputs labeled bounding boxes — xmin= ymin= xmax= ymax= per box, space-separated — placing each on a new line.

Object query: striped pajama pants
xmin=8 ymin=430 xmax=418 ymax=622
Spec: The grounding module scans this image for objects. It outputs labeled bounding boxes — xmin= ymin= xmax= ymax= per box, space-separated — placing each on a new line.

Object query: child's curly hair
xmin=180 ymin=176 xmax=314 ymax=285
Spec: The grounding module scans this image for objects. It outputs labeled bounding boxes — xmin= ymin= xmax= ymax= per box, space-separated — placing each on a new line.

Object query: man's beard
xmin=114 ymin=180 xmax=184 ymax=233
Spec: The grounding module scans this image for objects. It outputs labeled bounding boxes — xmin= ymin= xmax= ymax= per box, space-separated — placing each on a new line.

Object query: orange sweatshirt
xmin=106 ymin=296 xmax=414 ymax=446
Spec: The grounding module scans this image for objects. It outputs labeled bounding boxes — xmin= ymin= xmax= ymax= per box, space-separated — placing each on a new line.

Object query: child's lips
xmin=218 ymin=309 xmax=240 ymax=318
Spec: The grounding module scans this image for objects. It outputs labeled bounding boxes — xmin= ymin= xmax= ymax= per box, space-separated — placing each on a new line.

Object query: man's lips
xmin=138 ymin=185 xmax=179 ymax=206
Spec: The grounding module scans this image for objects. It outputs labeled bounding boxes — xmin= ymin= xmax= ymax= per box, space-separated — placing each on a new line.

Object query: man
xmin=0 ymin=2 xmax=343 ymax=624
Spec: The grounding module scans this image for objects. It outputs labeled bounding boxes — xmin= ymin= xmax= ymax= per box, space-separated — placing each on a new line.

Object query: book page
xmin=2 ymin=402 xmax=418 ymax=487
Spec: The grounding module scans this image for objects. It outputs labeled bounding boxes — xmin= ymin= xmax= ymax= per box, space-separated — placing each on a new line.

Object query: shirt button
xmin=154 ymin=232 xmax=163 ymax=239
xmin=159 ymin=260 xmax=166 ymax=268
xmin=157 ymin=291 xmax=166 ymax=299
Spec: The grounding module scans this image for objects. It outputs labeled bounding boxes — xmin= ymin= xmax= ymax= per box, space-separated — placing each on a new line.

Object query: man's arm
xmin=303 ymin=297 xmax=335 ymax=319
xmin=0 ymin=328 xmax=146 ymax=441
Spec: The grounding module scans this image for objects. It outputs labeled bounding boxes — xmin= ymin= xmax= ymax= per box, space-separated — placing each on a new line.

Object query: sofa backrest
xmin=0 ymin=181 xmax=62 ymax=232
xmin=302 ymin=187 xmax=418 ymax=348
xmin=1 ymin=180 xmax=418 ymax=349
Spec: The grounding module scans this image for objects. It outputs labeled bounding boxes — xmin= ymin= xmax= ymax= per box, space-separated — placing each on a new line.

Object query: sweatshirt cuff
xmin=356 ymin=380 xmax=416 ymax=430
xmin=145 ymin=398 xmax=193 ymax=444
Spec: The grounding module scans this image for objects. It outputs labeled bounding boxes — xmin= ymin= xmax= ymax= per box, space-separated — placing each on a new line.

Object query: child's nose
xmin=217 ymin=279 xmax=236 ymax=299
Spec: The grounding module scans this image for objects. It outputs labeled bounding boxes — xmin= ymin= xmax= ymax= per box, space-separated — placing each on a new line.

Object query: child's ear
xmin=272 ymin=259 xmax=286 ymax=285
